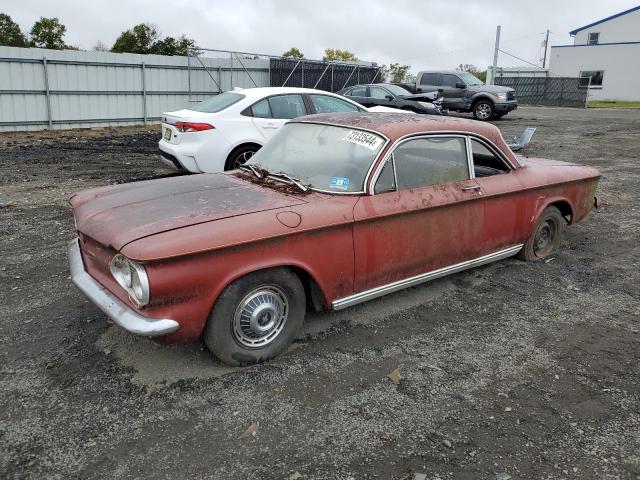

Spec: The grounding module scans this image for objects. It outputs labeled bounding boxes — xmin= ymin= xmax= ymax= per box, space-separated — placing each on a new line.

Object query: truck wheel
xmin=204 ymin=268 xmax=305 ymax=366
xmin=472 ymin=100 xmax=495 ymax=121
xmin=518 ymin=206 xmax=565 ymax=261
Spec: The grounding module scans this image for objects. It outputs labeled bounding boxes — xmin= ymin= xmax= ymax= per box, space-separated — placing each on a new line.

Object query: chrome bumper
xmin=68 ymin=239 xmax=179 ymax=337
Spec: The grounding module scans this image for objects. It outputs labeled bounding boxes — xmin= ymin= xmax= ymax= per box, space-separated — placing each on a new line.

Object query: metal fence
xmin=269 ymin=58 xmax=381 ymax=92
xmin=0 ymin=46 xmax=381 ymax=132
xmin=495 ymin=76 xmax=588 ymax=107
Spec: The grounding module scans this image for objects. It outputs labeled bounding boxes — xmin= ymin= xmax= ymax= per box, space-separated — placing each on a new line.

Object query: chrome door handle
xmin=461 ymin=184 xmax=481 ymax=191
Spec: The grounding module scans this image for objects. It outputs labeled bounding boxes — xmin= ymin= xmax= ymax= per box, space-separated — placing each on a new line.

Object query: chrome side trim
xmin=68 ymin=239 xmax=179 ymax=337
xmin=331 ymin=244 xmax=523 ymax=310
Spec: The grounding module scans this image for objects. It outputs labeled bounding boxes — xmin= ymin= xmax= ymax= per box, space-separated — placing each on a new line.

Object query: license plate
xmin=163 ymin=127 xmax=172 ymax=141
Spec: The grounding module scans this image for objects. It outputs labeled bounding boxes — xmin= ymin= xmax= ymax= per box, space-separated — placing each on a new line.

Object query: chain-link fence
xmin=269 ymin=58 xmax=382 ymax=92
xmin=495 ymin=76 xmax=588 ymax=107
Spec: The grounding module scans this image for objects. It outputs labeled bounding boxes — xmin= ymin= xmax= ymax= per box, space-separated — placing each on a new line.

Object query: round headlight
xmin=110 ymin=254 xmax=150 ymax=308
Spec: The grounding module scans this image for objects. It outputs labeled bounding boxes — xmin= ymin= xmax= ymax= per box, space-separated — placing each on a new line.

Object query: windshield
xmin=189 ymin=92 xmax=245 ymax=113
xmin=246 ymin=123 xmax=386 ymax=193
xmin=459 ymin=72 xmax=484 ymax=86
xmin=382 ymin=84 xmax=412 ymax=96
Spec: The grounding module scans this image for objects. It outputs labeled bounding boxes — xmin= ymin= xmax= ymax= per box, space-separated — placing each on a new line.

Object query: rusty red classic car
xmin=69 ymin=113 xmax=600 ymax=366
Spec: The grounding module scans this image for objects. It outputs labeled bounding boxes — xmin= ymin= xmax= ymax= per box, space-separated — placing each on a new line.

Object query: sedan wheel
xmin=205 ymin=268 xmax=305 ymax=366
xmin=518 ymin=206 xmax=565 ymax=261
xmin=225 ymin=145 xmax=259 ymax=171
xmin=473 ymin=101 xmax=495 ymax=121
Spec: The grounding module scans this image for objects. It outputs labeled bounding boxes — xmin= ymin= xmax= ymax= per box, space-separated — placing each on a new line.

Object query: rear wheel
xmin=472 ymin=100 xmax=495 ymax=121
xmin=518 ymin=206 xmax=565 ymax=261
xmin=204 ymin=268 xmax=305 ymax=366
xmin=224 ymin=144 xmax=260 ymax=171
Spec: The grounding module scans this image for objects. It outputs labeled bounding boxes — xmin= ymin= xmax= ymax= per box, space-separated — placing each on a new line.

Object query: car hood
xmin=468 ymin=84 xmax=514 ymax=94
xmin=71 ymin=174 xmax=307 ymax=251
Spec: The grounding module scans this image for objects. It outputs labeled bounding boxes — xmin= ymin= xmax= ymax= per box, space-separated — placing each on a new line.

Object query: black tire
xmin=518 ymin=206 xmax=565 ymax=261
xmin=204 ymin=268 xmax=305 ymax=366
xmin=472 ymin=100 xmax=495 ymax=121
xmin=224 ymin=144 xmax=260 ymax=171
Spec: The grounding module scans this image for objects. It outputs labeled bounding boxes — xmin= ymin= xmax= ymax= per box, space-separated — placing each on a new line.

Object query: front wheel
xmin=518 ymin=206 xmax=565 ymax=261
xmin=472 ymin=100 xmax=495 ymax=121
xmin=204 ymin=268 xmax=305 ymax=366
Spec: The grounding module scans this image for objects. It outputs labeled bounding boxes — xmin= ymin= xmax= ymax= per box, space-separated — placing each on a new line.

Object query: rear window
xmin=190 ymin=92 xmax=245 ymax=113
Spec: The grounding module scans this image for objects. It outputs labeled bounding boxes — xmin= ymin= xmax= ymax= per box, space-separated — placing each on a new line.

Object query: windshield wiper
xmin=238 ymin=164 xmax=263 ymax=179
xmin=268 ymin=172 xmax=308 ymax=192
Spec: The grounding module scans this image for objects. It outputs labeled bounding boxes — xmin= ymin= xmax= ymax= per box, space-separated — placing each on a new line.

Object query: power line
xmin=498 ymin=49 xmax=541 ymax=67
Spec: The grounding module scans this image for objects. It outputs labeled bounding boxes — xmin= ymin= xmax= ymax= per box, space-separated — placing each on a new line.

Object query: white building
xmin=549 ymin=5 xmax=640 ymax=101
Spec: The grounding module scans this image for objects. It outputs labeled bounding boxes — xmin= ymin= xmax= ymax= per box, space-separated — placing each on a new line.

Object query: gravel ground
xmin=1 ymin=107 xmax=639 ymax=480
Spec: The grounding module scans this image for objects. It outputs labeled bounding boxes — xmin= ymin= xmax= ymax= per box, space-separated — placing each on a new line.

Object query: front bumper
xmin=495 ymin=101 xmax=518 ymax=113
xmin=68 ymin=239 xmax=179 ymax=337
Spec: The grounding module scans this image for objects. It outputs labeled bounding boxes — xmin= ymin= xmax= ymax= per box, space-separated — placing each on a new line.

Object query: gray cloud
xmin=4 ymin=0 xmax=636 ymax=72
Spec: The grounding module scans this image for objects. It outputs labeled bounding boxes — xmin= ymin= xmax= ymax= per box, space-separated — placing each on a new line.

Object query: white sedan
xmin=158 ymin=87 xmax=404 ymax=173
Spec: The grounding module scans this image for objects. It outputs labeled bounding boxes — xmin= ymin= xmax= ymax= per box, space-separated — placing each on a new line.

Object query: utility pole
xmin=542 ymin=29 xmax=550 ymax=68
xmin=491 ymin=25 xmax=501 ymax=85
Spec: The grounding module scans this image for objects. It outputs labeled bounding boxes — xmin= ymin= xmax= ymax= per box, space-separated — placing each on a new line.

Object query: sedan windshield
xmin=382 ymin=84 xmax=412 ymax=96
xmin=190 ymin=92 xmax=245 ymax=113
xmin=459 ymin=72 xmax=484 ymax=86
xmin=246 ymin=123 xmax=385 ymax=193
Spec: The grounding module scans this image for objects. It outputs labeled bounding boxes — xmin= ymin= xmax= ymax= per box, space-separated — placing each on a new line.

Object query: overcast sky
xmin=3 ymin=0 xmax=637 ymax=72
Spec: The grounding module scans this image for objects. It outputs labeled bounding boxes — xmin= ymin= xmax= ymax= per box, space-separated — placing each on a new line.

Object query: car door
xmin=416 ymin=72 xmax=442 ymax=94
xmin=352 ymin=135 xmax=485 ymax=292
xmin=368 ymin=86 xmax=395 ymax=108
xmin=307 ymin=94 xmax=364 ymax=114
xmin=251 ymin=94 xmax=307 ymax=141
xmin=441 ymin=74 xmax=467 ymax=109
xmin=468 ymin=137 xmax=530 ymax=252
xmin=342 ymin=86 xmax=370 ymax=107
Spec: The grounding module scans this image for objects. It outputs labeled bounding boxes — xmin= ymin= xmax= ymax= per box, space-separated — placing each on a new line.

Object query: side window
xmin=419 ymin=73 xmax=442 ymax=86
xmin=268 ymin=95 xmax=306 ymax=119
xmin=394 ymin=137 xmax=469 ymax=190
xmin=309 ymin=94 xmax=362 ymax=113
xmin=470 ymin=138 xmax=508 ymax=177
xmin=346 ymin=86 xmax=367 ymax=97
xmin=374 ymin=158 xmax=396 ymax=194
xmin=251 ymin=99 xmax=272 ymax=118
xmin=442 ymin=74 xmax=461 ymax=87
xmin=369 ymin=87 xmax=390 ymax=99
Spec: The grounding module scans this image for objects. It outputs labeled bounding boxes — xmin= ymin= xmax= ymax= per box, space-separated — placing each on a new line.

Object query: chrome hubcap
xmin=233 ymin=150 xmax=256 ymax=169
xmin=232 ymin=286 xmax=289 ymax=348
xmin=476 ymin=103 xmax=491 ymax=119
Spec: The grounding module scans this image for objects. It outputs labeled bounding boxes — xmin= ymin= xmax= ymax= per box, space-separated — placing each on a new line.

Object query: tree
xmin=150 ymin=35 xmax=196 ymax=56
xmin=29 ymin=17 xmax=67 ymax=49
xmin=92 ymin=40 xmax=108 ymax=52
xmin=324 ymin=48 xmax=358 ymax=62
xmin=112 ymin=24 xmax=197 ymax=56
xmin=457 ymin=63 xmax=487 ymax=83
xmin=385 ymin=63 xmax=410 ymax=83
xmin=282 ymin=47 xmax=304 ymax=59
xmin=0 ymin=13 xmax=27 ymax=47
xmin=111 ymin=23 xmax=160 ymax=54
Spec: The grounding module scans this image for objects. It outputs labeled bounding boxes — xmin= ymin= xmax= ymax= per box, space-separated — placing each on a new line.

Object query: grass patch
xmin=587 ymin=100 xmax=640 ymax=109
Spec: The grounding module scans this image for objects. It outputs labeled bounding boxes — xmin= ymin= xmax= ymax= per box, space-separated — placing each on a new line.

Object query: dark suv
xmin=413 ymin=71 xmax=517 ymax=120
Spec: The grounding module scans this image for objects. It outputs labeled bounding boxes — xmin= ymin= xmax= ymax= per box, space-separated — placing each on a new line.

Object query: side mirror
xmin=385 ymin=95 xmax=394 ymax=101
xmin=455 ymin=82 xmax=466 ymax=89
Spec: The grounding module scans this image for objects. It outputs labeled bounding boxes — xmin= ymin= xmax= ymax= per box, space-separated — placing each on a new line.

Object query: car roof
xmin=232 ymin=87 xmax=340 ymax=100
xmin=417 ymin=70 xmax=461 ymax=75
xmin=293 ymin=112 xmax=518 ymax=164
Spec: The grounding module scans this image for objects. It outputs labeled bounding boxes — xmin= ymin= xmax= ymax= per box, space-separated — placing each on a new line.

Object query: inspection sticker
xmin=330 ymin=177 xmax=350 ymax=190
xmin=341 ymin=130 xmax=383 ymax=151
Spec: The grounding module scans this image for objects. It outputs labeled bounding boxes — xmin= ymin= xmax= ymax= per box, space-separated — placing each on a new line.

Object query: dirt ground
xmin=1 ymin=107 xmax=639 ymax=480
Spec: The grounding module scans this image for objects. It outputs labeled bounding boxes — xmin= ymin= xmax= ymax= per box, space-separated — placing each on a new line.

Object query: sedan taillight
xmin=174 ymin=122 xmax=214 ymax=132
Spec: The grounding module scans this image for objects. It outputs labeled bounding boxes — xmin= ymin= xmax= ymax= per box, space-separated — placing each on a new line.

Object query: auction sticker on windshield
xmin=341 ymin=130 xmax=383 ymax=151
xmin=330 ymin=177 xmax=350 ymax=190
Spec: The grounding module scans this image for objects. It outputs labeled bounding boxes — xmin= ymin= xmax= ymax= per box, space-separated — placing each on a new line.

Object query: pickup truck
xmin=396 ymin=70 xmax=517 ymax=121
